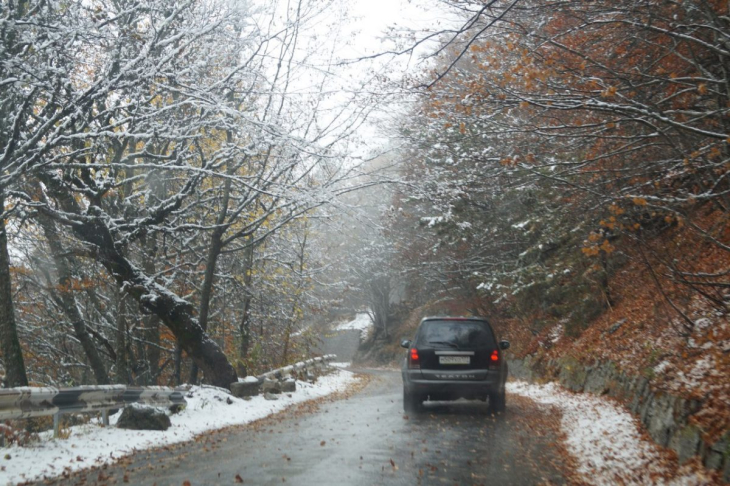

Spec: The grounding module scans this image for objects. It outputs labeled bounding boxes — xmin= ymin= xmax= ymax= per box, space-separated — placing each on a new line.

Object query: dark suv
xmin=400 ymin=316 xmax=510 ymax=413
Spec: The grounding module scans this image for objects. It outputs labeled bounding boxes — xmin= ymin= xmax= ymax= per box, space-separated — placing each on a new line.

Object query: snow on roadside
xmin=335 ymin=312 xmax=373 ymax=339
xmin=507 ymin=381 xmax=709 ymax=486
xmin=0 ymin=370 xmax=357 ymax=485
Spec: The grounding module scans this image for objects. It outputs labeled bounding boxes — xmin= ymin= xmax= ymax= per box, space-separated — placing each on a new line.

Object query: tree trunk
xmin=281 ymin=327 xmax=291 ymax=366
xmin=115 ymin=290 xmax=130 ymax=385
xmin=0 ymin=1 xmax=30 ymax=388
xmin=238 ymin=299 xmax=252 ymax=360
xmin=43 ymin=179 xmax=237 ymax=389
xmin=369 ymin=277 xmax=391 ymax=339
xmin=36 ymin=209 xmax=110 ymax=385
xmin=145 ymin=315 xmax=161 ymax=385
xmin=281 ymin=230 xmax=308 ymax=366
xmin=173 ymin=342 xmax=182 ymax=386
xmin=142 ymin=236 xmax=160 ymax=385
xmin=238 ymin=238 xmax=255 ymax=362
xmin=0 ymin=190 xmax=28 ymax=387
xmin=72 ymin=218 xmax=237 ymax=389
xmin=189 ymin=177 xmax=231 ymax=384
xmin=188 ymin=228 xmax=224 ymax=384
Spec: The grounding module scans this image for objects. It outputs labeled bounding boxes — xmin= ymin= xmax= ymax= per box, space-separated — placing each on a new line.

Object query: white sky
xmin=343 ymin=0 xmax=454 ymax=58
xmin=343 ymin=0 xmax=464 ymax=153
xmin=260 ymin=0 xmax=462 ymax=156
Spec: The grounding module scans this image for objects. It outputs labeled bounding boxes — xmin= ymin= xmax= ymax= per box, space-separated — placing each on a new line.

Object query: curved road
xmin=43 ymin=369 xmax=568 ymax=485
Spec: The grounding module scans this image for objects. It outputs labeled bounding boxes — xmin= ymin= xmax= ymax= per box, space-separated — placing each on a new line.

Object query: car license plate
xmin=439 ymin=356 xmax=470 ymax=365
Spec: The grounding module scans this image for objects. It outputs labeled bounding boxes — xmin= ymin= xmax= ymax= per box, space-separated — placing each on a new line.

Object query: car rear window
xmin=415 ymin=320 xmax=496 ymax=348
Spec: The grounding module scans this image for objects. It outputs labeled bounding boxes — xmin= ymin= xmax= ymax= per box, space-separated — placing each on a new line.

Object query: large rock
xmin=645 ymin=393 xmax=676 ymax=447
xmin=669 ymin=424 xmax=702 ymax=463
xmin=116 ymin=405 xmax=171 ymax=431
xmin=557 ymin=356 xmax=587 ymax=392
xmin=281 ymin=379 xmax=296 ymax=393
xmin=704 ymin=433 xmax=728 ymax=471
xmin=509 ymin=355 xmax=534 ymax=381
xmin=231 ymin=377 xmax=261 ymax=398
xmin=262 ymin=378 xmax=282 ymax=394
xmin=583 ymin=362 xmax=617 ymax=395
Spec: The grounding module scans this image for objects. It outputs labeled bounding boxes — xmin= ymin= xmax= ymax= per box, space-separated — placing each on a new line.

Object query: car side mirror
xmin=499 ymin=340 xmax=510 ymax=350
xmin=400 ymin=339 xmax=411 ymax=349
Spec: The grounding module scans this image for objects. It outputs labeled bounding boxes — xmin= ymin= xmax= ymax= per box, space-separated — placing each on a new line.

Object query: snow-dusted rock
xmin=116 ymin=405 xmax=171 ymax=431
xmin=230 ymin=379 xmax=261 ymax=398
xmin=262 ymin=378 xmax=282 ymax=394
xmin=281 ymin=379 xmax=296 ymax=393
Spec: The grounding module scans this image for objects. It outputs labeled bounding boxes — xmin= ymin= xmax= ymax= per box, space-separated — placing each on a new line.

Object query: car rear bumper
xmin=402 ymin=369 xmax=504 ymax=400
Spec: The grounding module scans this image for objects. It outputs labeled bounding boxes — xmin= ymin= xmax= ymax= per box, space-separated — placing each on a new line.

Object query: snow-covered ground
xmin=0 ymin=370 xmax=357 ymax=485
xmin=335 ymin=312 xmax=373 ymax=339
xmin=508 ymin=381 xmax=711 ymax=485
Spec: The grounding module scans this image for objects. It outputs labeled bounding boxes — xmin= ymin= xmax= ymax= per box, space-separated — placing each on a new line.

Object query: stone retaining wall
xmin=508 ymin=356 xmax=730 ymax=482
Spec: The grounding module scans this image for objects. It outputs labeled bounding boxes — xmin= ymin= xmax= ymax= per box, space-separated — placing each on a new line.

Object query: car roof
xmin=420 ymin=316 xmax=489 ymax=323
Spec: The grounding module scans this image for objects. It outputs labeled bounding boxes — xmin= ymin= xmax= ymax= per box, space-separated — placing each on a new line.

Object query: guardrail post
xmin=101 ymin=410 xmax=109 ymax=427
xmin=53 ymin=413 xmax=61 ymax=439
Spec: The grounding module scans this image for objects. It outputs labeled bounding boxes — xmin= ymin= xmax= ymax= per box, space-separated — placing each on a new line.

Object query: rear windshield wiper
xmin=427 ymin=340 xmax=460 ymax=349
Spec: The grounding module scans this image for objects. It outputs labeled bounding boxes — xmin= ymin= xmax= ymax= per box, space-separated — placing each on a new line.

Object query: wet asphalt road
xmin=43 ymin=369 xmax=567 ymax=486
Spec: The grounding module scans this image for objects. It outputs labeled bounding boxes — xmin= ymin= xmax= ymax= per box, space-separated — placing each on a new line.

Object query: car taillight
xmin=488 ymin=349 xmax=499 ymax=370
xmin=409 ymin=347 xmax=420 ymax=369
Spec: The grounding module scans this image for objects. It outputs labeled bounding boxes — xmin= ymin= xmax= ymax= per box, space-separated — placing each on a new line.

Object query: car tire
xmin=403 ymin=388 xmax=421 ymax=413
xmin=489 ymin=388 xmax=506 ymax=413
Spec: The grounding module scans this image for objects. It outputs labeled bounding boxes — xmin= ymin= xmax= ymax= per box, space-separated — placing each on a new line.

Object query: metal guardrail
xmin=0 ymin=355 xmax=335 ymax=441
xmin=257 ymin=354 xmax=337 ymax=381
xmin=0 ymin=385 xmax=186 ymax=439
